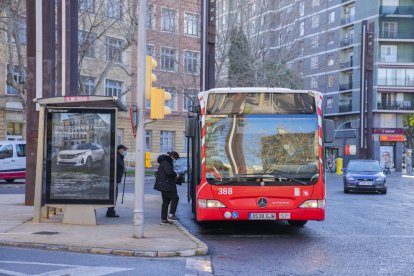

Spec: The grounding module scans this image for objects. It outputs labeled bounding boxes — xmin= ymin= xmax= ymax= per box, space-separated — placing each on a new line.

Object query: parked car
xmin=343 ymin=160 xmax=387 ymax=194
xmin=57 ymin=143 xmax=105 ymax=169
xmin=174 ymin=157 xmax=190 ymax=183
xmin=0 ymin=141 xmax=26 ymax=183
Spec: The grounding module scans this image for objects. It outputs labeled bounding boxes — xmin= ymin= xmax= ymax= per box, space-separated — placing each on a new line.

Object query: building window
xmin=183 ymin=132 xmax=189 ymax=152
xmin=328 ymin=32 xmax=334 ymax=45
xmin=80 ymin=76 xmax=95 ymax=95
xmin=147 ymin=45 xmax=156 ymax=58
xmin=79 ymin=0 xmax=95 ymax=13
xmin=78 ymin=31 xmax=97 ymax=58
xmin=7 ymin=122 xmax=23 ymax=136
xmin=162 ymin=86 xmax=177 ymax=111
xmin=117 ymin=128 xmax=123 ymax=145
xmin=146 ymin=4 xmax=156 ymax=30
xmin=161 ymin=8 xmax=177 ymax=32
xmin=299 ymin=22 xmax=304 ymax=36
xmin=106 ymin=36 xmax=124 ymax=63
xmin=311 ymin=15 xmax=319 ymax=28
xmin=160 ymin=47 xmax=177 ymax=71
xmin=311 ymin=77 xmax=318 ymax=88
xmin=327 ymin=54 xmax=335 ymax=66
xmin=299 ymin=2 xmax=305 ymax=17
xmin=160 ymin=131 xmax=175 ymax=153
xmin=184 ymin=51 xmax=199 ymax=74
xmin=311 ymin=56 xmax=319 ymax=68
xmin=312 ymin=0 xmax=320 ymax=7
xmin=183 ymin=89 xmax=197 ymax=110
xmin=381 ymin=45 xmax=397 ymax=63
xmin=146 ymin=130 xmax=152 ymax=151
xmin=327 ymin=76 xmax=334 ymax=87
xmin=184 ymin=12 xmax=199 ymax=36
xmin=106 ymin=0 xmax=122 ymax=20
xmin=298 ymin=61 xmax=304 ymax=77
xmin=327 ymin=97 xmax=333 ymax=108
xmin=299 ymin=41 xmax=304 ymax=56
xmin=311 ymin=36 xmax=319 ymax=48
xmin=6 ymin=64 xmax=22 ymax=95
xmin=328 ymin=11 xmax=335 ymax=23
xmin=105 ymin=79 xmax=123 ymax=98
xmin=382 ymin=22 xmax=398 ymax=39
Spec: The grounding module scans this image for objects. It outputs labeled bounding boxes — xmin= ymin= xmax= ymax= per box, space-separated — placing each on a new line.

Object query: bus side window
xmin=16 ymin=144 xmax=26 ymax=157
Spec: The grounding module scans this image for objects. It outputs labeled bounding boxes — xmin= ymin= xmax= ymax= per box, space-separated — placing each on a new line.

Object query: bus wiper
xmin=236 ymin=173 xmax=308 ymax=186
xmin=268 ymin=171 xmax=309 ymax=186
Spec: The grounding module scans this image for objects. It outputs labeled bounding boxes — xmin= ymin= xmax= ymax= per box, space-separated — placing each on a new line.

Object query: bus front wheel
xmin=288 ymin=220 xmax=308 ymax=227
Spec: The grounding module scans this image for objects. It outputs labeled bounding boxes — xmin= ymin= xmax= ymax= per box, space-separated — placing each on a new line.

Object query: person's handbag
xmin=176 ymin=173 xmax=185 ymax=185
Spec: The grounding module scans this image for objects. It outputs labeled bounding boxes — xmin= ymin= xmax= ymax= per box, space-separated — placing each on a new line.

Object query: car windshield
xmin=205 ymin=114 xmax=319 ymax=185
xmin=71 ymin=143 xmax=92 ymax=150
xmin=347 ymin=161 xmax=381 ymax=173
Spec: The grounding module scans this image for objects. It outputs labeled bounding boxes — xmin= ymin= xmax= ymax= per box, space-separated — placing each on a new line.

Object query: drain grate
xmin=33 ymin=231 xmax=59 ymax=235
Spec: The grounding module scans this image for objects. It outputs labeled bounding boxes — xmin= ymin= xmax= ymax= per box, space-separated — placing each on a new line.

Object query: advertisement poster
xmin=380 ymin=146 xmax=394 ymax=169
xmin=45 ymin=108 xmax=116 ymax=204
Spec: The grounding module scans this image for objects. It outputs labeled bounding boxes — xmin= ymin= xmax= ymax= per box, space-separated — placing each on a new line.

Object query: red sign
xmin=379 ymin=135 xmax=405 ymax=142
xmin=373 ymin=128 xmax=404 ymax=135
xmin=64 ymin=96 xmax=90 ymax=102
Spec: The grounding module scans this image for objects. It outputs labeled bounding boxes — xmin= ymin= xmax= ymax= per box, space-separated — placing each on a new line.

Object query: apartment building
xmin=0 ymin=0 xmax=201 ymax=166
xmin=216 ymin=0 xmax=414 ymax=171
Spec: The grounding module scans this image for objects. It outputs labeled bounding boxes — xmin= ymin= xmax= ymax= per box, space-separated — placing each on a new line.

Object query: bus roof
xmin=199 ymin=87 xmax=322 ymax=98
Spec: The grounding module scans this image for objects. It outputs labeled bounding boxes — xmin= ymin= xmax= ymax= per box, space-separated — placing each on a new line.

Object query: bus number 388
xmin=218 ymin=188 xmax=233 ymax=195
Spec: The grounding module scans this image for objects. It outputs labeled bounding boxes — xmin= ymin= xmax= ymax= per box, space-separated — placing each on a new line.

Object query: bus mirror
xmin=185 ymin=118 xmax=196 ymax=137
xmin=323 ymin=119 xmax=334 ymax=143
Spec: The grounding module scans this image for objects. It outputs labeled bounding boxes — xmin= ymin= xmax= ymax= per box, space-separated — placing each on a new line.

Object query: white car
xmin=0 ymin=141 xmax=26 ymax=183
xmin=57 ymin=143 xmax=105 ymax=169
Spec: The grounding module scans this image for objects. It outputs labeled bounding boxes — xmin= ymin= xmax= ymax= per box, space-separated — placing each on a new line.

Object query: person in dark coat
xmin=107 ymin=144 xmax=128 ymax=217
xmin=154 ymin=153 xmax=179 ymax=224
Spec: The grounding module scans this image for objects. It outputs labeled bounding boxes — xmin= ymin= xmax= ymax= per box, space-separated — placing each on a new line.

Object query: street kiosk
xmin=33 ymin=96 xmax=127 ymax=225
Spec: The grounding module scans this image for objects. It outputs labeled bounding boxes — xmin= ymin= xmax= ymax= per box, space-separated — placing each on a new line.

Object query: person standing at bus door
xmin=106 ymin=144 xmax=128 ymax=217
xmin=154 ymin=153 xmax=179 ymax=224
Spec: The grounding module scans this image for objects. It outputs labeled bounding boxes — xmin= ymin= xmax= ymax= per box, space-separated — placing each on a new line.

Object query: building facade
xmin=0 ymin=0 xmax=201 ymax=167
xmin=216 ymin=0 xmax=414 ymax=171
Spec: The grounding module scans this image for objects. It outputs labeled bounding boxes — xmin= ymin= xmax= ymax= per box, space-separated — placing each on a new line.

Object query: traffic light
xmin=150 ymin=88 xmax=172 ymax=119
xmin=146 ymin=55 xmax=157 ymax=100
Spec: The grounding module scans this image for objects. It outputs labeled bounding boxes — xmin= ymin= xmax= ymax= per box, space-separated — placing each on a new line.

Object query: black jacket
xmin=154 ymin=154 xmax=178 ymax=192
xmin=116 ymin=151 xmax=125 ymax=183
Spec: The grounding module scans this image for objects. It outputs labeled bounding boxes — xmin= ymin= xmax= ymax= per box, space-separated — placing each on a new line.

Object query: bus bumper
xmin=197 ymin=207 xmax=325 ymax=221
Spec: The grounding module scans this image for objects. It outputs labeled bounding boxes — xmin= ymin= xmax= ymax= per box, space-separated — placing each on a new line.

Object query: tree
xmin=228 ymin=28 xmax=254 ymax=87
xmin=403 ymin=114 xmax=414 ymax=149
xmin=0 ymin=0 xmax=27 ymax=115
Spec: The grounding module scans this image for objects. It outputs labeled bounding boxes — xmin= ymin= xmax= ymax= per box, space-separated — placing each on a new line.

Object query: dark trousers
xmin=107 ymin=183 xmax=120 ymax=214
xmin=161 ymin=191 xmax=179 ymax=220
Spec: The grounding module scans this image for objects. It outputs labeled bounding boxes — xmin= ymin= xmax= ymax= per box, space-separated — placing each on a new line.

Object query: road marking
xmin=0 ymin=261 xmax=133 ymax=276
xmin=186 ymin=257 xmax=213 ymax=274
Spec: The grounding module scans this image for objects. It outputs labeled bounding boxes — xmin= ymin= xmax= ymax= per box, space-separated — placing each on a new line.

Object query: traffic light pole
xmin=133 ymin=0 xmax=147 ymax=238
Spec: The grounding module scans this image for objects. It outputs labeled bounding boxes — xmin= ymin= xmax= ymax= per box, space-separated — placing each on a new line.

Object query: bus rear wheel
xmin=288 ymin=220 xmax=308 ymax=227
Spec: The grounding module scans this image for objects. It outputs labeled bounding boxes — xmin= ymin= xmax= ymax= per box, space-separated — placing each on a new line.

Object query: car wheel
xmin=288 ymin=220 xmax=308 ymax=227
xmin=344 ymin=187 xmax=350 ymax=193
xmin=85 ymin=156 xmax=93 ymax=170
xmin=5 ymin=179 xmax=15 ymax=183
xmin=380 ymin=188 xmax=387 ymax=194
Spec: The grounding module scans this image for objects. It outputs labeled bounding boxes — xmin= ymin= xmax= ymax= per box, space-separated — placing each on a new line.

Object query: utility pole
xmin=133 ymin=0 xmax=147 ymax=238
xmin=201 ymin=0 xmax=216 ymax=91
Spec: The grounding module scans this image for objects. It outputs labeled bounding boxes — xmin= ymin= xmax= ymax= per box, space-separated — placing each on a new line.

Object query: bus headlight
xmin=198 ymin=199 xmax=226 ymax=208
xmin=299 ymin=200 xmax=325 ymax=208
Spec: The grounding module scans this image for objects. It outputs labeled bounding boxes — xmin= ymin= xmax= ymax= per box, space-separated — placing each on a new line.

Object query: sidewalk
xmin=0 ymin=191 xmax=208 ymax=257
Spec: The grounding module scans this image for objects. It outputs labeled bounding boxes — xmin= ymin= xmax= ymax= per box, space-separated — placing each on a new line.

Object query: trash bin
xmin=336 ymin=158 xmax=343 ymax=175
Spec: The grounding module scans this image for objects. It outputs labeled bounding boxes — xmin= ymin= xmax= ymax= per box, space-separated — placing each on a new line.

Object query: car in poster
xmin=57 ymin=143 xmax=105 ymax=169
xmin=0 ymin=141 xmax=26 ymax=183
xmin=343 ymin=159 xmax=387 ymax=194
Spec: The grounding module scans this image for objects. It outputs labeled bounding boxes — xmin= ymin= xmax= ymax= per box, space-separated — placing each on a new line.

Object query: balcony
xmin=378 ymin=77 xmax=414 ymax=87
xmin=340 ymin=60 xmax=353 ymax=69
xmin=377 ymin=101 xmax=414 ymax=110
xmin=380 ymin=5 xmax=414 ymax=17
xmin=341 ymin=16 xmax=355 ymax=25
xmin=379 ymin=31 xmax=414 ymax=39
xmin=340 ymin=37 xmax=354 ymax=47
xmin=339 ymin=103 xmax=353 ymax=112
xmin=339 ymin=83 xmax=353 ymax=91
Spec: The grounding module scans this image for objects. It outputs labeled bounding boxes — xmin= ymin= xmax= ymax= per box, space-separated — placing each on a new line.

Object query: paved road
xmin=2 ymin=174 xmax=414 ymax=275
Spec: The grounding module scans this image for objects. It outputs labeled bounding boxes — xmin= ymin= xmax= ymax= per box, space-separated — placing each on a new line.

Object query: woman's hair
xmin=168 ymin=151 xmax=180 ymax=159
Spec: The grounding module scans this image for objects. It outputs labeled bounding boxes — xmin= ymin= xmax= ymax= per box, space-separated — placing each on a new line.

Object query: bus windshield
xmin=205 ymin=114 xmax=319 ymax=185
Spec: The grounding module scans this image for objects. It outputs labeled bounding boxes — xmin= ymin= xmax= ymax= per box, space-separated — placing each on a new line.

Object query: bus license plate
xmin=359 ymin=181 xmax=372 ymax=185
xmin=249 ymin=213 xmax=276 ymax=220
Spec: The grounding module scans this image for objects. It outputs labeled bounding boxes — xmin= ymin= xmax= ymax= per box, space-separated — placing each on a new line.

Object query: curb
xmin=0 ymin=221 xmax=208 ymax=258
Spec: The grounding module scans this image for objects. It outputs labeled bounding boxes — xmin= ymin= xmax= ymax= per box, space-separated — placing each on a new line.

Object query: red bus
xmin=185 ymin=88 xmax=334 ymax=226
